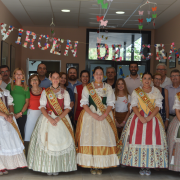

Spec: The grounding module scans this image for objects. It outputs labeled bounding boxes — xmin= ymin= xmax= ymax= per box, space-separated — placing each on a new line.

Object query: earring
xmin=13 ymin=77 xmax=16 ymax=83
xmin=21 ymin=77 xmax=24 ymax=83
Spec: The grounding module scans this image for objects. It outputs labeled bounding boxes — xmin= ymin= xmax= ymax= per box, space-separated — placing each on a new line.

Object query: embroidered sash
xmin=86 ymin=83 xmax=120 ymax=153
xmin=45 ymin=87 xmax=75 ymax=144
xmin=0 ymin=96 xmax=24 ymax=144
xmin=135 ymin=87 xmax=165 ymax=129
xmin=176 ymin=92 xmax=180 ymax=102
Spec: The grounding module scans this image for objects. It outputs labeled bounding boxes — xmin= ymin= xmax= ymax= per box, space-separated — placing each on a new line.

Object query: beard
xmin=130 ymin=70 xmax=137 ymax=76
xmin=68 ymin=75 xmax=77 ymax=81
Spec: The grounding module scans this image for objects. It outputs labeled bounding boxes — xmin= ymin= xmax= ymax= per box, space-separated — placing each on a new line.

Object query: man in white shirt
xmin=124 ymin=62 xmax=142 ymax=95
xmin=156 ymin=63 xmax=172 ymax=88
xmin=0 ymin=65 xmax=11 ymax=89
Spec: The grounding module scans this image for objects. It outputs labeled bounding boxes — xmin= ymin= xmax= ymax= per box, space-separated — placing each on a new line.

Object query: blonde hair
xmin=115 ymin=78 xmax=129 ymax=100
xmin=11 ymin=68 xmax=28 ymax=91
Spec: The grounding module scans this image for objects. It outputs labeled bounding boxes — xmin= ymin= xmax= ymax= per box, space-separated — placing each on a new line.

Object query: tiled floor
xmin=1 ymin=166 xmax=180 ymax=180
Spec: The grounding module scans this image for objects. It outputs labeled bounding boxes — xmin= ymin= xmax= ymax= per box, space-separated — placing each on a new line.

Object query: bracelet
xmin=104 ymin=113 xmax=107 ymax=117
xmin=9 ymin=112 xmax=14 ymax=115
xmin=166 ymin=118 xmax=169 ymax=121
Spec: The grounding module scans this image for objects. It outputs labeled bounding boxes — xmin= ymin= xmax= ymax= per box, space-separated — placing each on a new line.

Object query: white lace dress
xmin=0 ymin=88 xmax=27 ymax=170
xmin=27 ymin=88 xmax=77 ymax=173
xmin=76 ymin=82 xmax=119 ymax=168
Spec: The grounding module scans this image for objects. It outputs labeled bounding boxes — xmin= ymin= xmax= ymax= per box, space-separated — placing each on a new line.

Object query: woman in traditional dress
xmin=114 ymin=78 xmax=130 ymax=139
xmin=167 ymin=91 xmax=180 ymax=172
xmin=119 ymin=72 xmax=168 ymax=176
xmin=0 ymin=73 xmax=27 ymax=175
xmin=27 ymin=72 xmax=77 ymax=176
xmin=6 ymin=68 xmax=30 ymax=139
xmin=59 ymin=72 xmax=75 ymax=128
xmin=76 ymin=66 xmax=120 ymax=175
xmin=24 ymin=74 xmax=44 ymax=142
xmin=152 ymin=73 xmax=169 ymax=129
xmin=74 ymin=70 xmax=89 ymax=122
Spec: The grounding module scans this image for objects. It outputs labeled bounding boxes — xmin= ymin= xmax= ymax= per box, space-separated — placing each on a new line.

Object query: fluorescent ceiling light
xmin=116 ymin=11 xmax=125 ymax=14
xmin=61 ymin=9 xmax=70 ymax=12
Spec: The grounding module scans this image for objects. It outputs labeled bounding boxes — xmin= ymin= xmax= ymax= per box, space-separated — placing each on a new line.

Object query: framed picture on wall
xmin=10 ymin=45 xmax=15 ymax=76
xmin=66 ymin=63 xmax=79 ymax=78
xmin=1 ymin=41 xmax=9 ymax=66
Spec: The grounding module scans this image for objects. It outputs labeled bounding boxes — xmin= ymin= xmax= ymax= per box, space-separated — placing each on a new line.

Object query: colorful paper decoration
xmin=64 ymin=40 xmax=78 ymax=57
xmin=96 ymin=43 xmax=109 ymax=60
xmin=152 ymin=14 xmax=157 ymax=18
xmin=147 ymin=10 xmax=151 ymax=15
xmin=105 ymin=37 xmax=108 ymax=40
xmin=97 ymin=0 xmax=104 ymax=4
xmin=112 ymin=44 xmax=122 ymax=61
xmin=138 ymin=25 xmax=143 ymax=30
xmin=107 ymin=0 xmax=113 ymax=1
xmin=146 ymin=18 xmax=152 ymax=22
xmin=138 ymin=19 xmax=143 ymax=23
xmin=154 ymin=44 xmax=167 ymax=60
xmin=97 ymin=37 xmax=102 ymax=43
xmin=22 ymin=31 xmax=37 ymax=49
xmin=168 ymin=42 xmax=179 ymax=59
xmin=100 ymin=20 xmax=108 ymax=26
xmin=38 ymin=34 xmax=50 ymax=50
xmin=152 ymin=7 xmax=157 ymax=11
xmin=140 ymin=44 xmax=153 ymax=60
xmin=15 ymin=29 xmax=24 ymax=44
xmin=101 ymin=3 xmax=108 ymax=9
xmin=96 ymin=16 xmax=104 ymax=22
xmin=1 ymin=23 xmax=14 ymax=41
xmin=50 ymin=38 xmax=64 ymax=55
xmin=138 ymin=11 xmax=144 ymax=15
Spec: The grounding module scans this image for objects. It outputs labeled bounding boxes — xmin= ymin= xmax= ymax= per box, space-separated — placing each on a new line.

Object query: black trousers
xmin=16 ymin=115 xmax=27 ymax=140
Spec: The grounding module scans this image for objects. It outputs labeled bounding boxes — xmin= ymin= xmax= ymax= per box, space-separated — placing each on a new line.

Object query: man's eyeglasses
xmin=154 ymin=78 xmax=161 ymax=81
xmin=171 ymin=75 xmax=180 ymax=78
xmin=1 ymin=70 xmax=9 ymax=74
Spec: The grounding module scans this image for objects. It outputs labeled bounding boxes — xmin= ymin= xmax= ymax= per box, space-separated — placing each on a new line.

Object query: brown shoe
xmin=96 ymin=169 xmax=102 ymax=175
xmin=90 ymin=169 xmax=96 ymax=175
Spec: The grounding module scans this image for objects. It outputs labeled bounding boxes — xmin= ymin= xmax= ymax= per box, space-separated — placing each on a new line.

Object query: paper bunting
xmin=15 ymin=29 xmax=24 ymax=45
xmin=102 ymin=35 xmax=104 ymax=38
xmin=146 ymin=18 xmax=152 ymax=22
xmin=38 ymin=35 xmax=50 ymax=50
xmin=154 ymin=44 xmax=167 ymax=60
xmin=138 ymin=25 xmax=143 ymax=30
xmin=152 ymin=14 xmax=157 ymax=18
xmin=140 ymin=44 xmax=153 ymax=60
xmin=100 ymin=20 xmax=108 ymax=26
xmin=97 ymin=37 xmax=102 ymax=43
xmin=105 ymin=37 xmax=108 ymax=40
xmin=50 ymin=38 xmax=64 ymax=55
xmin=168 ymin=42 xmax=179 ymax=59
xmin=112 ymin=44 xmax=122 ymax=61
xmin=96 ymin=16 xmax=104 ymax=22
xmin=97 ymin=0 xmax=104 ymax=4
xmin=138 ymin=11 xmax=144 ymax=15
xmin=152 ymin=7 xmax=157 ymax=11
xmin=22 ymin=31 xmax=37 ymax=49
xmin=147 ymin=10 xmax=151 ymax=15
xmin=1 ymin=23 xmax=14 ymax=41
xmin=138 ymin=19 xmax=143 ymax=23
xmin=64 ymin=40 xmax=78 ymax=57
xmin=107 ymin=0 xmax=113 ymax=1
xmin=96 ymin=43 xmax=109 ymax=60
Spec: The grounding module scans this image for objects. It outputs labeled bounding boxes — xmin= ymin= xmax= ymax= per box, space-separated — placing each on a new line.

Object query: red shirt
xmin=28 ymin=88 xmax=45 ymax=110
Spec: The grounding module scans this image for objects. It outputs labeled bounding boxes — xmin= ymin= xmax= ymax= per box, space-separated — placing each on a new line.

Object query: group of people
xmin=0 ymin=62 xmax=180 ymax=177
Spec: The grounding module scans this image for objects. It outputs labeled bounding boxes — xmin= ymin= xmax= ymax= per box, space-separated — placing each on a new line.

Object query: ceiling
xmin=2 ymin=0 xmax=180 ymax=29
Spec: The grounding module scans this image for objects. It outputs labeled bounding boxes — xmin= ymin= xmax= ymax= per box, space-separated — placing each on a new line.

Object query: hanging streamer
xmin=112 ymin=44 xmax=122 ymax=61
xmin=22 ymin=31 xmax=37 ymax=49
xmin=96 ymin=43 xmax=109 ymax=60
xmin=1 ymin=23 xmax=14 ymax=41
xmin=154 ymin=44 xmax=167 ymax=60
xmin=15 ymin=29 xmax=24 ymax=45
xmin=64 ymin=40 xmax=78 ymax=57
xmin=38 ymin=34 xmax=50 ymax=50
xmin=140 ymin=44 xmax=153 ymax=60
xmin=169 ymin=42 xmax=179 ymax=59
xmin=50 ymin=38 xmax=64 ymax=55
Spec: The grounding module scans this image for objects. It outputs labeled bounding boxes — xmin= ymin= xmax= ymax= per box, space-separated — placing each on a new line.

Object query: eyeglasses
xmin=1 ymin=70 xmax=9 ymax=74
xmin=171 ymin=75 xmax=180 ymax=78
xmin=156 ymin=69 xmax=166 ymax=71
xmin=154 ymin=78 xmax=161 ymax=81
xmin=31 ymin=79 xmax=38 ymax=82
